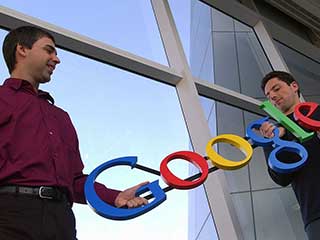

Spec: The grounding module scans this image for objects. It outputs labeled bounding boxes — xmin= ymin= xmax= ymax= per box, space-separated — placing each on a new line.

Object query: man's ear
xmin=291 ymin=81 xmax=299 ymax=92
xmin=16 ymin=44 xmax=28 ymax=57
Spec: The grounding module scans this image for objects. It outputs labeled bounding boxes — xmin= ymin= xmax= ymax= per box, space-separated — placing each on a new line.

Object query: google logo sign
xmin=85 ymin=101 xmax=320 ymax=220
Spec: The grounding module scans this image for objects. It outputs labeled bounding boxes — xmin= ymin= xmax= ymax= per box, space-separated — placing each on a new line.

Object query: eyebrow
xmin=265 ymin=84 xmax=280 ymax=97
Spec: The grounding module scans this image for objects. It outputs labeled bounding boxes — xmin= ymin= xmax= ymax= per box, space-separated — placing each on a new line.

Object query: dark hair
xmin=261 ymin=71 xmax=300 ymax=97
xmin=2 ymin=26 xmax=55 ymax=74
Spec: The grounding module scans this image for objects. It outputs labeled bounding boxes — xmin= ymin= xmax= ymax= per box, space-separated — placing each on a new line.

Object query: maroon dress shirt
xmin=0 ymin=78 xmax=120 ymax=205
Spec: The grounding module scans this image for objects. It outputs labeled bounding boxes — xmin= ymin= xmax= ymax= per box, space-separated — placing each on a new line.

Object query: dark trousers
xmin=306 ymin=218 xmax=320 ymax=240
xmin=0 ymin=193 xmax=77 ymax=240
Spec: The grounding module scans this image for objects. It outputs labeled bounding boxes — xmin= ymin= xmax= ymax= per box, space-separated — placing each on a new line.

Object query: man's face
xmin=23 ymin=36 xmax=60 ymax=84
xmin=264 ymin=77 xmax=300 ymax=114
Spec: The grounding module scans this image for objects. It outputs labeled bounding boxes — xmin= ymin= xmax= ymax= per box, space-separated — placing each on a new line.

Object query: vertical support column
xmin=151 ymin=0 xmax=243 ymax=239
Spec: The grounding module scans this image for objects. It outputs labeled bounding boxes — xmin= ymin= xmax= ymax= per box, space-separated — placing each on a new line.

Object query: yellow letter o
xmin=206 ymin=134 xmax=253 ymax=170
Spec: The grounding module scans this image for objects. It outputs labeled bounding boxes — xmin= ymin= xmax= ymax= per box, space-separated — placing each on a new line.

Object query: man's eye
xmin=44 ymin=47 xmax=54 ymax=54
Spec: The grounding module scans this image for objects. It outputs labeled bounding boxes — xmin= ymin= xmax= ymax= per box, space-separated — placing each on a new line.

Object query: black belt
xmin=0 ymin=186 xmax=68 ymax=202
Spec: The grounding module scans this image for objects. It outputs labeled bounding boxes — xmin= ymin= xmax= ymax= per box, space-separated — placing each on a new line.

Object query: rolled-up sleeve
xmin=263 ymin=145 xmax=295 ymax=186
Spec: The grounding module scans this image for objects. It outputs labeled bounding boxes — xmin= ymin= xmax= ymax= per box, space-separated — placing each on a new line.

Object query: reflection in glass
xmin=1 ymin=1 xmax=168 ymax=65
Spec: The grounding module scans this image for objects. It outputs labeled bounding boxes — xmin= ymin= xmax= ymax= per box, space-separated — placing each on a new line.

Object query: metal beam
xmin=152 ymin=0 xmax=244 ymax=239
xmin=195 ymin=78 xmax=265 ymax=116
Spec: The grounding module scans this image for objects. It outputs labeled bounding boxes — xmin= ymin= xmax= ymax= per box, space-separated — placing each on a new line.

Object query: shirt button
xmin=49 ymin=131 xmax=53 ymax=135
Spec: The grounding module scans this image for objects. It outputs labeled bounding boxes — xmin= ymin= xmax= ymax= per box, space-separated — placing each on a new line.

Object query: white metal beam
xmin=195 ymin=78 xmax=264 ymax=116
xmin=151 ymin=0 xmax=244 ymax=239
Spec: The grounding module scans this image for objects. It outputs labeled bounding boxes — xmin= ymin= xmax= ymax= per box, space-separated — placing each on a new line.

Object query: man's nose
xmin=52 ymin=54 xmax=61 ymax=65
xmin=269 ymin=92 xmax=278 ymax=101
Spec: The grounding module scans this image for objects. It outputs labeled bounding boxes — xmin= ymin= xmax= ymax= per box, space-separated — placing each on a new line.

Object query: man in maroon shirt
xmin=0 ymin=26 xmax=148 ymax=240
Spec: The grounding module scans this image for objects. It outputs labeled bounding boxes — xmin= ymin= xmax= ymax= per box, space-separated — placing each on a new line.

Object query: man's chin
xmin=274 ymin=103 xmax=281 ymax=109
xmin=40 ymin=75 xmax=52 ymax=84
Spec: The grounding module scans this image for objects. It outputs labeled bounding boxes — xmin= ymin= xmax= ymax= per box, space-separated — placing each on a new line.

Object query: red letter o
xmin=160 ymin=151 xmax=208 ymax=189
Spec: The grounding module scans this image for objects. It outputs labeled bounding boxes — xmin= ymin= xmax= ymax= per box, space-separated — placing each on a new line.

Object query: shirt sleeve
xmin=263 ymin=145 xmax=295 ymax=186
xmin=73 ymin=172 xmax=121 ymax=205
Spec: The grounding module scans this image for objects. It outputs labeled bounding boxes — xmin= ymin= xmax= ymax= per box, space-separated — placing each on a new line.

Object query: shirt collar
xmin=4 ymin=78 xmax=55 ymax=104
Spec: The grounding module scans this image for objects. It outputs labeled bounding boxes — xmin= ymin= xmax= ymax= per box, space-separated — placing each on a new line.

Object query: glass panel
xmin=199 ymin=96 xmax=217 ymax=138
xmin=188 ymin=185 xmax=212 ymax=239
xmin=0 ymin=30 xmax=192 ymax=239
xmin=168 ymin=0 xmax=192 ymax=64
xmin=0 ymin=30 xmax=8 ymax=80
xmin=212 ymin=6 xmax=234 ymax=32
xmin=197 ymin=213 xmax=219 ymax=240
xmin=274 ymin=40 xmax=320 ymax=98
xmin=213 ymin=32 xmax=241 ymax=89
xmin=190 ymin=2 xmax=272 ymax=98
xmin=189 ymin=1 xmax=213 ymax=80
xmin=305 ymin=96 xmax=320 ymax=103
xmin=253 ymin=188 xmax=307 ymax=240
xmin=231 ymin=192 xmax=255 ymax=240
xmin=1 ymin=1 xmax=168 ymax=65
xmin=236 ymin=32 xmax=272 ymax=98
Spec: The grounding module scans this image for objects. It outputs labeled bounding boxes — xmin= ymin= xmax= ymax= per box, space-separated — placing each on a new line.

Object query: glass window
xmin=189 ymin=1 xmax=213 ymax=80
xmin=253 ymin=188 xmax=306 ymax=240
xmin=274 ymin=40 xmax=320 ymax=99
xmin=0 ymin=30 xmax=193 ymax=239
xmin=196 ymin=213 xmax=219 ymax=240
xmin=189 ymin=184 xmax=215 ymax=240
xmin=189 ymin=1 xmax=272 ymax=99
xmin=0 ymin=30 xmax=8 ymax=80
xmin=1 ymin=1 xmax=168 ymax=65
xmin=170 ymin=0 xmax=212 ymax=77
xmin=168 ymin=0 xmax=191 ymax=65
xmin=231 ymin=192 xmax=255 ymax=240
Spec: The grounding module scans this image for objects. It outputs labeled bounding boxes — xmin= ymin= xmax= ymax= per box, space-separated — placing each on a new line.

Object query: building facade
xmin=0 ymin=0 xmax=320 ymax=239
xmin=189 ymin=1 xmax=320 ymax=239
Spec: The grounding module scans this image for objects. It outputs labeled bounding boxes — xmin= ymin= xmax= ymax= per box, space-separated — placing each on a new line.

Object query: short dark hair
xmin=2 ymin=25 xmax=55 ymax=74
xmin=261 ymin=71 xmax=300 ymax=97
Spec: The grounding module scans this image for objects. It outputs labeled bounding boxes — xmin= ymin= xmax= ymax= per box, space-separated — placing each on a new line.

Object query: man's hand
xmin=259 ymin=121 xmax=286 ymax=138
xmin=114 ymin=181 xmax=149 ymax=208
